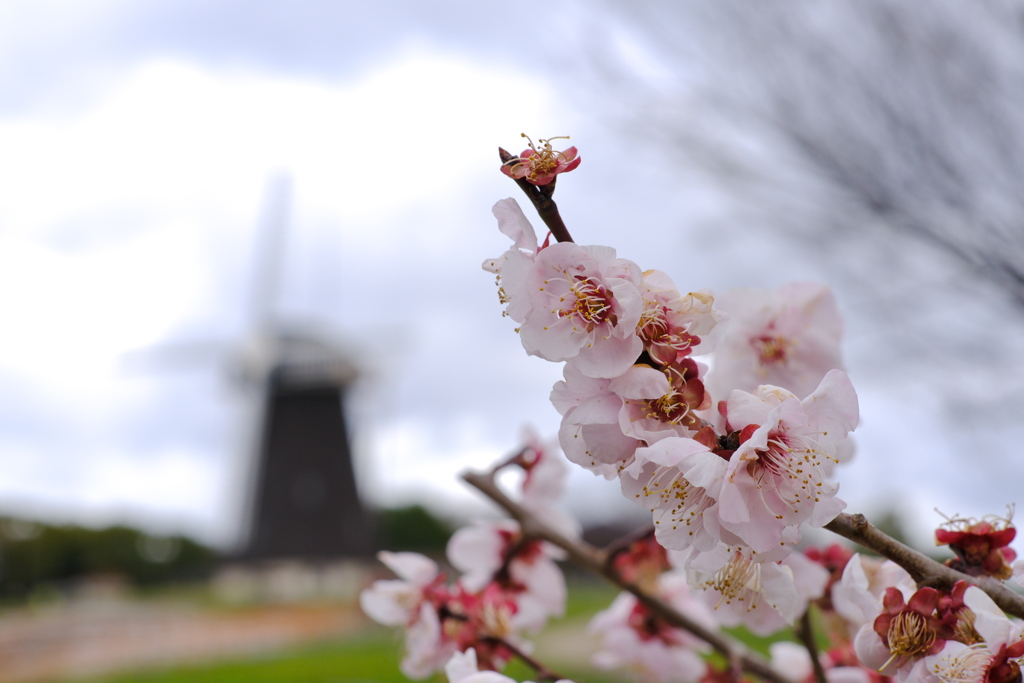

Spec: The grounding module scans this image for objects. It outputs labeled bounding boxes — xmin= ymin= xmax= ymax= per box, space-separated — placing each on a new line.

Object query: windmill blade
xmin=246 ymin=171 xmax=292 ymax=339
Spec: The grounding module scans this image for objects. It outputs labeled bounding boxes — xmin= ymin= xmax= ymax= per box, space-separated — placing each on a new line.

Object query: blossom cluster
xmin=361 ymin=434 xmax=575 ymax=679
xmin=485 ymin=196 xmax=858 ymax=575
xmin=360 ymin=137 xmax=1024 ymax=683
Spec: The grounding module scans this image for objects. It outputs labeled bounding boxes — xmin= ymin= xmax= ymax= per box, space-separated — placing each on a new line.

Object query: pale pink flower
xmin=769 ymin=642 xmax=872 ymax=683
xmin=637 ymin=270 xmax=721 ymax=365
xmin=611 ymin=359 xmax=709 ymax=442
xmin=447 ymin=520 xmax=566 ymax=632
xmin=924 ymin=587 xmax=1024 ymax=683
xmin=401 ymin=603 xmax=457 ymax=679
xmin=483 ymin=198 xmax=542 ymax=324
xmin=500 ymin=135 xmax=581 ymax=186
xmin=359 ymin=551 xmax=456 ymax=679
xmin=360 ymin=551 xmax=443 ymax=626
xmin=618 ymin=436 xmax=728 ymax=554
xmin=550 ymin=362 xmax=640 ymax=478
xmin=704 ymin=283 xmax=844 ymax=404
xmin=693 ymin=548 xmax=829 ymax=636
xmin=717 ymin=370 xmax=859 ymax=553
xmin=833 ymin=554 xmax=916 ymax=631
xmin=589 ymin=571 xmax=714 ymax=683
xmin=515 ymin=428 xmax=569 ymax=509
xmin=519 ymin=242 xmax=644 ymax=378
xmin=445 ymin=648 xmax=578 ymax=683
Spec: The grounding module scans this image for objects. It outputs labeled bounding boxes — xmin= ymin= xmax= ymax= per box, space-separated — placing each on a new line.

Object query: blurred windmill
xmin=128 ymin=173 xmax=376 ymax=561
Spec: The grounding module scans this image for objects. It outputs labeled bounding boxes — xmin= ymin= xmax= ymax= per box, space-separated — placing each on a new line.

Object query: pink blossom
xmin=924 ymin=587 xmax=1024 ymax=683
xmin=637 ymin=271 xmax=721 ymax=366
xmin=717 ymin=370 xmax=859 ymax=553
xmin=619 ymin=436 xmax=728 ymax=555
xmin=483 ymin=199 xmax=542 ymax=325
xmin=853 ymin=586 xmax=954 ymax=681
xmin=589 ymin=571 xmax=715 ymax=683
xmin=550 ymin=362 xmax=640 ymax=478
xmin=704 ymin=283 xmax=844 ymax=404
xmin=935 ymin=510 xmax=1017 ymax=579
xmin=446 ymin=520 xmax=567 ymax=632
xmin=401 ymin=603 xmax=457 ymax=679
xmin=360 ymin=551 xmax=445 ymax=627
xmin=359 ymin=551 xmax=457 ymax=679
xmin=769 ymin=642 xmax=872 ymax=683
xmin=519 ymin=242 xmax=644 ymax=377
xmin=445 ymin=648 xmax=578 ymax=683
xmin=612 ymin=359 xmax=709 ymax=442
xmin=500 ymin=135 xmax=581 ymax=186
xmin=692 ymin=549 xmax=829 ymax=636
xmin=833 ymin=554 xmax=916 ymax=632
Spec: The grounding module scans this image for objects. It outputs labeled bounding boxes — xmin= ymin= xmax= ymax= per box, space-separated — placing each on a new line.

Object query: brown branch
xmin=824 ymin=512 xmax=1024 ymax=619
xmin=479 ymin=636 xmax=566 ymax=683
xmin=498 ymin=147 xmax=574 ymax=243
xmin=794 ymin=609 xmax=827 ymax=683
xmin=461 ymin=468 xmax=799 ymax=683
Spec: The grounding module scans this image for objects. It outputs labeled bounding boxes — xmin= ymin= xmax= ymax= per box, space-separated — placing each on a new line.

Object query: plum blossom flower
xmin=500 ymin=134 xmax=581 ymax=186
xmin=446 ymin=520 xmax=567 ymax=632
xmin=854 ymin=586 xmax=956 ymax=680
xmin=612 ymin=358 xmax=710 ymax=442
xmin=704 ymin=283 xmax=844 ymax=403
xmin=833 ymin=554 xmax=917 ymax=633
xmin=359 ymin=551 xmax=456 ymax=679
xmin=935 ymin=509 xmax=1017 ymax=579
xmin=769 ymin=641 xmax=872 ymax=683
xmin=692 ymin=548 xmax=829 ymax=636
xmin=360 ymin=551 xmax=446 ymax=627
xmin=924 ymin=587 xmax=1024 ymax=683
xmin=619 ymin=435 xmax=728 ymax=555
xmin=518 ymin=241 xmax=644 ymax=377
xmin=484 ymin=198 xmax=542 ymax=324
xmin=589 ymin=570 xmax=716 ymax=683
xmin=550 ymin=362 xmax=640 ymax=478
xmin=636 ymin=270 xmax=721 ymax=366
xmin=717 ymin=369 xmax=859 ymax=553
xmin=445 ymin=648 xmax=578 ymax=683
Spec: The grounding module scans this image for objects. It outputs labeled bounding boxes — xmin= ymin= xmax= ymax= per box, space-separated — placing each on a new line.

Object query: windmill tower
xmin=128 ymin=174 xmax=376 ymax=561
xmin=230 ymin=174 xmax=376 ymax=561
xmin=234 ymin=331 xmax=375 ymax=561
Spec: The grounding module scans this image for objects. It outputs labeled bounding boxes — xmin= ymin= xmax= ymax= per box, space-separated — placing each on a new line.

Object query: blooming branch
xmin=498 ymin=146 xmax=574 ymax=243
xmin=460 ymin=467 xmax=800 ymax=683
xmin=824 ymin=513 xmax=1024 ymax=619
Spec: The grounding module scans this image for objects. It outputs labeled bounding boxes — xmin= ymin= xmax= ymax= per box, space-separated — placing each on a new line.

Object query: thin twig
xmin=498 ymin=147 xmax=574 ymax=243
xmin=479 ymin=636 xmax=566 ymax=683
xmin=825 ymin=512 xmax=1024 ymax=619
xmin=794 ymin=609 xmax=827 ymax=683
xmin=461 ymin=468 xmax=799 ymax=683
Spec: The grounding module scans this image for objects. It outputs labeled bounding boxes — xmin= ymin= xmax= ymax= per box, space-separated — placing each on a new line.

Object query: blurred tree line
xmin=0 ymin=517 xmax=216 ymax=599
xmin=0 ymin=505 xmax=454 ymax=601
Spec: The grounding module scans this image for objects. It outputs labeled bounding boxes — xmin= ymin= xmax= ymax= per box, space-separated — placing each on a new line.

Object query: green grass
xmin=62 ymin=579 xmax=792 ymax=683
xmin=67 ymin=629 xmax=416 ymax=683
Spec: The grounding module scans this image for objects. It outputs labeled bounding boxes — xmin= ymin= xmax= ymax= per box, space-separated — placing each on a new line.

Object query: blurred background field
xmin=3 ymin=575 xmax=634 ymax=683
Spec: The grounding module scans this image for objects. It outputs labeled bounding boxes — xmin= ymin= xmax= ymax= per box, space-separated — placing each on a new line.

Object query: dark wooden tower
xmin=236 ymin=333 xmax=375 ymax=561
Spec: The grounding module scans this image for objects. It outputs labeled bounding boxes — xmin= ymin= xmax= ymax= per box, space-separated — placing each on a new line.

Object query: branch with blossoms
xmin=361 ymin=135 xmax=1024 ymax=683
xmin=461 ymin=466 xmax=798 ymax=683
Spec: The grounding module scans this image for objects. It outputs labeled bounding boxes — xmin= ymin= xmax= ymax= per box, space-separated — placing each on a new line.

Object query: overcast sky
xmin=1 ymin=0 xmax=1021 ymax=551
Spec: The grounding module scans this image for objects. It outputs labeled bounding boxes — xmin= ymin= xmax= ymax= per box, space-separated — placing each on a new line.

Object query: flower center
xmin=519 ymin=134 xmax=571 ymax=179
xmin=752 ymin=335 xmax=792 ymax=367
xmin=931 ymin=643 xmax=992 ymax=683
xmin=885 ymin=611 xmax=936 ymax=667
xmin=705 ymin=555 xmax=762 ymax=610
xmin=638 ymin=304 xmax=696 ymax=364
xmin=558 ymin=275 xmax=616 ymax=330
